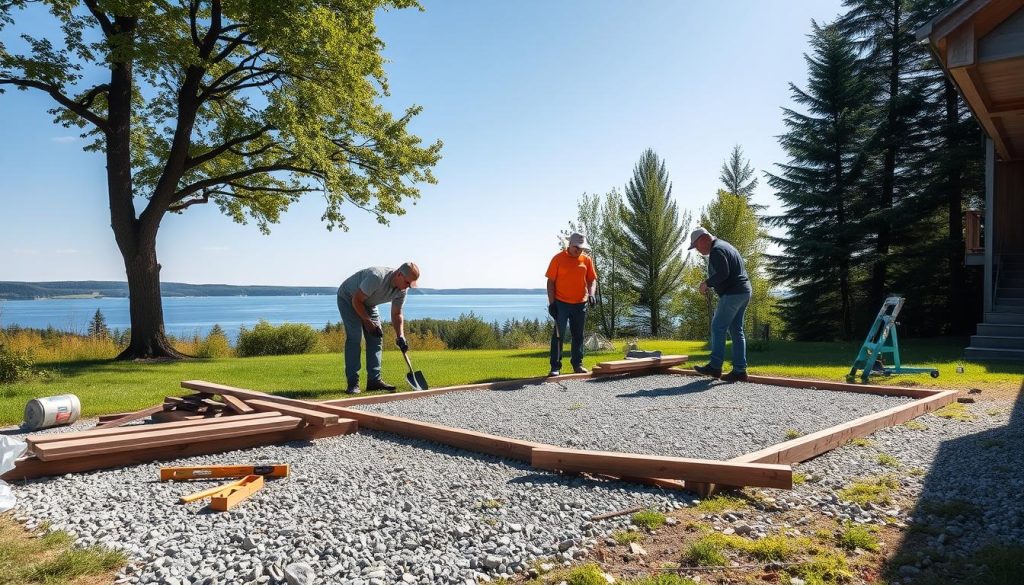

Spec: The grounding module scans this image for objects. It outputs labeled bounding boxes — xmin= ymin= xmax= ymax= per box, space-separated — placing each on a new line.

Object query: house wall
xmin=994 ymin=160 xmax=1024 ymax=255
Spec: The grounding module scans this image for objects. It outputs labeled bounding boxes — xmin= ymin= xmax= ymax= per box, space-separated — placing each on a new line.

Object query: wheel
xmin=930 ymin=370 xmax=940 ymax=378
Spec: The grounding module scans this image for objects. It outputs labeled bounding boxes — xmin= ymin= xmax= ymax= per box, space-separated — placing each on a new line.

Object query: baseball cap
xmin=687 ymin=227 xmax=712 ymax=250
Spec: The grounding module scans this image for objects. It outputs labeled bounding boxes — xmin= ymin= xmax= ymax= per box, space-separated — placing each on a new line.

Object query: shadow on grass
xmin=887 ymin=376 xmax=1024 ymax=583
xmin=35 ymin=357 xmax=195 ymax=379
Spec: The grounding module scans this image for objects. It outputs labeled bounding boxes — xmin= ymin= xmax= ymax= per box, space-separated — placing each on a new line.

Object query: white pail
xmin=23 ymin=394 xmax=82 ymax=430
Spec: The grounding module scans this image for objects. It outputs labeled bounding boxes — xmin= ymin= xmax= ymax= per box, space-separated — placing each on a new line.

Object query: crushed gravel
xmin=356 ymin=374 xmax=913 ymax=459
xmin=4 ymin=374 xmax=1017 ymax=585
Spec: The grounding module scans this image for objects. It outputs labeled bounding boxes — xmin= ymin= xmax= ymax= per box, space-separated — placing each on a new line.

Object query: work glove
xmin=587 ymin=295 xmax=597 ymax=309
xmin=396 ymin=336 xmax=409 ymax=353
xmin=547 ymin=302 xmax=558 ymax=319
xmin=362 ymin=319 xmax=383 ymax=338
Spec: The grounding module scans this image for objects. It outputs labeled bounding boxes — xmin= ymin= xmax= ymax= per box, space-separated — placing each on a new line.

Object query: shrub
xmin=0 ymin=343 xmax=35 ymax=383
xmin=236 ymin=321 xmax=320 ymax=357
xmin=196 ymin=325 xmax=233 ymax=358
xmin=682 ymin=536 xmax=727 ymax=566
xmin=440 ymin=313 xmax=498 ymax=349
xmin=836 ymin=523 xmax=880 ymax=552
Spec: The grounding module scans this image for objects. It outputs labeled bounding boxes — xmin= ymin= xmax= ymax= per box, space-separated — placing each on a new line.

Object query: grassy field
xmin=1 ymin=337 xmax=1021 ymax=426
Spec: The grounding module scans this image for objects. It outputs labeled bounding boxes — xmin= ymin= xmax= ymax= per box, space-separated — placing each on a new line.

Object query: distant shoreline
xmin=0 ymin=281 xmax=545 ymax=300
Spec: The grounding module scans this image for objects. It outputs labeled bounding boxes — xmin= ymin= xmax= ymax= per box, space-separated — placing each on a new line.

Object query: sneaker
xmin=346 ymin=384 xmax=362 ymax=395
xmin=548 ymin=369 xmax=560 ymax=377
xmin=693 ymin=364 xmax=722 ymax=378
xmin=721 ymin=370 xmax=748 ymax=382
xmin=572 ymin=365 xmax=589 ymax=374
xmin=366 ymin=378 xmax=397 ymax=393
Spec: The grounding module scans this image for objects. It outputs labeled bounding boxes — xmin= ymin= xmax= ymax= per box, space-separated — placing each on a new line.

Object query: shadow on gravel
xmin=614 ymin=378 xmax=718 ymax=398
xmin=889 ymin=378 xmax=1024 ymax=583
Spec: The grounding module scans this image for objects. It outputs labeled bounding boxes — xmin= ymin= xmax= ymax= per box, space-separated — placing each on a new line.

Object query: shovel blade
xmin=413 ymin=370 xmax=429 ymax=390
xmin=406 ymin=372 xmax=424 ymax=391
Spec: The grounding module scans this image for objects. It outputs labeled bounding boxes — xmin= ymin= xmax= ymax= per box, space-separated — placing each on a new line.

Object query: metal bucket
xmin=23 ymin=394 xmax=82 ymax=430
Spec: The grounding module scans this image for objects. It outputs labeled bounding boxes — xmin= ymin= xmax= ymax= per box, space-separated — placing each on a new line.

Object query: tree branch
xmin=174 ymin=163 xmax=313 ymax=201
xmin=0 ymin=78 xmax=108 ymax=130
xmin=82 ymin=0 xmax=114 ymax=37
xmin=184 ymin=124 xmax=273 ymax=169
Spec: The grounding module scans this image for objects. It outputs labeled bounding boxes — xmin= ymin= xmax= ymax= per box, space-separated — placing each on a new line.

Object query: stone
xmin=284 ymin=562 xmax=315 ymax=585
xmin=628 ymin=542 xmax=647 ymax=556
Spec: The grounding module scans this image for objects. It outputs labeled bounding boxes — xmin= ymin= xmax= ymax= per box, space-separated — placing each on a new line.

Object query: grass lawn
xmin=1 ymin=337 xmax=1020 ymax=426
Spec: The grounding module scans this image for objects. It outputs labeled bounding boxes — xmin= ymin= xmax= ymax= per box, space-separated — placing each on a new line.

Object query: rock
xmin=284 ymin=562 xmax=315 ymax=585
xmin=957 ymin=397 xmax=975 ymax=404
xmin=899 ymin=565 xmax=921 ymax=576
xmin=482 ymin=555 xmax=502 ymax=570
xmin=734 ymin=523 xmax=753 ymax=536
xmin=628 ymin=542 xmax=647 ymax=556
xmin=968 ymin=388 xmax=982 ymax=394
xmin=790 ymin=578 xmax=806 ymax=585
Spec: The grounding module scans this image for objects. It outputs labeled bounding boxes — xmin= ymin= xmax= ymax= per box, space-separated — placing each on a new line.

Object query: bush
xmin=440 ymin=313 xmax=498 ymax=349
xmin=0 ymin=343 xmax=35 ymax=383
xmin=236 ymin=321 xmax=320 ymax=357
xmin=196 ymin=325 xmax=233 ymax=358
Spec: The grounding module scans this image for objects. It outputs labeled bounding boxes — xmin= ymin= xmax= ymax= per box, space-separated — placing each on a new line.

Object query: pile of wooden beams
xmin=592 ymin=355 xmax=688 ymax=375
xmin=3 ymin=389 xmax=358 ymax=482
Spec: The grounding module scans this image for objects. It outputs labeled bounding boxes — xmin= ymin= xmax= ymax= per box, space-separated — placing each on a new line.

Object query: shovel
xmin=401 ymin=350 xmax=429 ymax=391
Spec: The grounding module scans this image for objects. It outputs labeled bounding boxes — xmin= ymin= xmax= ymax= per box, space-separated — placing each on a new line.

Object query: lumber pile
xmin=591 ymin=355 xmax=688 ymax=375
xmin=3 ymin=389 xmax=359 ymax=481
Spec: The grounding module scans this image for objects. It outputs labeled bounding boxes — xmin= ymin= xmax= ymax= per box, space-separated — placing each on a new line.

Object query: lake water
xmin=0 ymin=294 xmax=549 ymax=340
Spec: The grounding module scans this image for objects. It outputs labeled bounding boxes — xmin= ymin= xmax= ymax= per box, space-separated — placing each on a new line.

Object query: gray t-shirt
xmin=338 ymin=266 xmax=407 ymax=311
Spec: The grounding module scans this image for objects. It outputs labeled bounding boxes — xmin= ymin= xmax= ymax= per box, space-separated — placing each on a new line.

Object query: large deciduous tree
xmin=0 ymin=0 xmax=442 ymax=359
xmin=620 ymin=149 xmax=686 ymax=337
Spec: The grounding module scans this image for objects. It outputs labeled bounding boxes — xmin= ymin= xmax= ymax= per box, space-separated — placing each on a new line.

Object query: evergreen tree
xmin=719 ymin=145 xmax=760 ymax=199
xmin=839 ymin=0 xmax=938 ymax=315
xmin=88 ymin=309 xmax=110 ymax=339
xmin=565 ymin=189 xmax=637 ymax=338
xmin=767 ymin=21 xmax=874 ymax=340
xmin=620 ymin=149 xmax=687 ymax=337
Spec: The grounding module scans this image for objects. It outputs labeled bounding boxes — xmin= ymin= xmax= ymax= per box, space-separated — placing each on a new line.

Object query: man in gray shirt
xmin=337 ymin=262 xmax=419 ymax=393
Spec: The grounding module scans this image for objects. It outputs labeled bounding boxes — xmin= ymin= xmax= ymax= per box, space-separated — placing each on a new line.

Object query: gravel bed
xmin=6 ymin=427 xmax=687 ymax=585
xmin=357 ymin=374 xmax=913 ymax=459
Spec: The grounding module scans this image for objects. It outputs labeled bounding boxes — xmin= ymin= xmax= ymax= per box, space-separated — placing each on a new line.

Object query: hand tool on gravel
xmin=401 ymin=349 xmax=429 ymax=391
xmin=160 ymin=464 xmax=289 ymax=481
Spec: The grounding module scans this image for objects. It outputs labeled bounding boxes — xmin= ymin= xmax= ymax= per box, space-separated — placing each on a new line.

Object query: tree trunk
xmin=117 ymin=236 xmax=183 ymax=360
xmin=945 ymin=80 xmax=966 ymax=334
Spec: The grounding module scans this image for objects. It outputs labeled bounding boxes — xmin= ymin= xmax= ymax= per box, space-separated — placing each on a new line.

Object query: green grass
xmin=612 ymin=530 xmax=645 ymax=544
xmin=784 ymin=428 xmax=803 ymax=440
xmin=836 ymin=523 xmax=880 ymax=552
xmin=0 ymin=337 xmax=1018 ymax=425
xmin=787 ymin=551 xmax=854 ymax=585
xmin=877 ymin=453 xmax=900 ymax=467
xmin=622 ymin=575 xmax=698 ymax=585
xmin=682 ymin=536 xmax=728 ymax=566
xmin=851 ymin=438 xmax=874 ymax=447
xmin=695 ymin=494 xmax=749 ymax=513
xmin=903 ymin=420 xmax=928 ymax=430
xmin=837 ymin=476 xmax=900 ymax=506
xmin=793 ymin=472 xmax=807 ymax=485
xmin=935 ymin=402 xmax=975 ymax=421
xmin=0 ymin=516 xmax=125 ymax=584
xmin=631 ymin=509 xmax=667 ymax=530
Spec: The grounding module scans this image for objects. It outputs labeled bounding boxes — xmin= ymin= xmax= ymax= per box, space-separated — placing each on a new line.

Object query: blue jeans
xmin=709 ymin=292 xmax=750 ymax=372
xmin=337 ymin=293 xmax=382 ymax=385
xmin=550 ymin=300 xmax=586 ymax=370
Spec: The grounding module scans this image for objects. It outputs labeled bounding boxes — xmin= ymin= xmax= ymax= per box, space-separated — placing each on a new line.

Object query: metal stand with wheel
xmin=847 ymin=296 xmax=940 ymax=383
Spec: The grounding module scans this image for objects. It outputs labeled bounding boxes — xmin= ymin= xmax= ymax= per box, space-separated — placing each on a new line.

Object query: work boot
xmin=693 ymin=364 xmax=722 ymax=378
xmin=721 ymin=370 xmax=748 ymax=383
xmin=346 ymin=383 xmax=361 ymax=395
xmin=366 ymin=378 xmax=397 ymax=393
xmin=572 ymin=365 xmax=589 ymax=374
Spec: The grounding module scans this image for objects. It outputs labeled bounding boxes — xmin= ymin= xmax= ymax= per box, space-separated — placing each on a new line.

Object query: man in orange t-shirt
xmin=545 ymin=232 xmax=598 ymax=376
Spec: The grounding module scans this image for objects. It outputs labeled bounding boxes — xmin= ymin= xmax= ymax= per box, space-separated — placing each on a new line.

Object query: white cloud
xmin=12 ymin=248 xmax=39 ymax=255
xmin=51 ymin=136 xmax=78 ymax=143
xmin=54 ymin=248 xmax=80 ymax=255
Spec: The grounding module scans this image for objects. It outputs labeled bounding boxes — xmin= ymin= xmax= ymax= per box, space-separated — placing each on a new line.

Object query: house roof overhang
xmin=917 ymin=0 xmax=1024 ymax=161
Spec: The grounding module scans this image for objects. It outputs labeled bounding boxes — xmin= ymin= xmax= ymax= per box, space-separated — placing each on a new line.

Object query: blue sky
xmin=0 ymin=0 xmax=845 ymax=289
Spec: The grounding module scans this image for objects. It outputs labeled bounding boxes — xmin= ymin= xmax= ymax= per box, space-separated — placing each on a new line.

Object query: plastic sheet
xmin=0 ymin=435 xmax=28 ymax=512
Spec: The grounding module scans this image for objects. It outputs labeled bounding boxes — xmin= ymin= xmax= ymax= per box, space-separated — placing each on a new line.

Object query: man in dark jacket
xmin=688 ymin=227 xmax=752 ymax=382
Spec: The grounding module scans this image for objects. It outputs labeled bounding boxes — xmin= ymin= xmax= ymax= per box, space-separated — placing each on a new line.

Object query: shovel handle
xmin=402 ymin=350 xmax=415 ymax=374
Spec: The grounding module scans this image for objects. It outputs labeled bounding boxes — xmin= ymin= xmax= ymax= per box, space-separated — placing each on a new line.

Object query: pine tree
xmin=839 ymin=0 xmax=939 ymax=316
xmin=88 ymin=309 xmax=110 ymax=339
xmin=719 ymin=145 xmax=760 ymax=199
xmin=621 ymin=149 xmax=687 ymax=337
xmin=565 ymin=189 xmax=637 ymax=338
xmin=767 ymin=21 xmax=874 ymax=340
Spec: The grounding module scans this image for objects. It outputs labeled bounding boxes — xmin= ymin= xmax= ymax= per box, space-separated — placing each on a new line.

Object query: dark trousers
xmin=550 ymin=300 xmax=586 ymax=370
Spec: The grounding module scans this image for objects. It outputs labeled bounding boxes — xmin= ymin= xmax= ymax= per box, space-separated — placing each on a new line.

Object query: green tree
xmin=719 ymin=145 xmax=759 ymax=199
xmin=0 ymin=1 xmax=442 ymax=359
xmin=564 ymin=189 xmax=637 ymax=338
xmin=767 ymin=21 xmax=874 ymax=340
xmin=839 ymin=0 xmax=937 ymax=315
xmin=88 ymin=308 xmax=110 ymax=339
xmin=620 ymin=149 xmax=687 ymax=337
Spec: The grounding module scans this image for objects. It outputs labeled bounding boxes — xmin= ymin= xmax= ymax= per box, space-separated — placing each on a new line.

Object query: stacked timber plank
xmin=3 ymin=388 xmax=359 ymax=482
xmin=591 ymin=354 xmax=688 ymax=375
